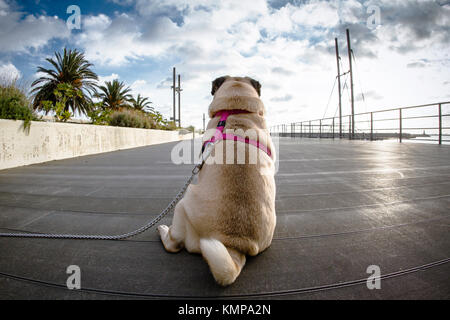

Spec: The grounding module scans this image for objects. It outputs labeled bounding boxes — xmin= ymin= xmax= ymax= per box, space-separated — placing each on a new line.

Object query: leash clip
xmin=192 ymin=163 xmax=203 ymax=175
xmin=193 ymin=141 xmax=215 ymax=175
xmin=202 ymin=141 xmax=215 ymax=161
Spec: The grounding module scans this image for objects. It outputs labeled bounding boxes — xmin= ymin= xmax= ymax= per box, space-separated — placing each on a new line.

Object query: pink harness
xmin=202 ymin=110 xmax=272 ymax=157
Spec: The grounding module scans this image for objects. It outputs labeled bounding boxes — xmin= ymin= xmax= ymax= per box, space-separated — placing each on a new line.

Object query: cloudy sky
xmin=0 ymin=0 xmax=449 ymax=129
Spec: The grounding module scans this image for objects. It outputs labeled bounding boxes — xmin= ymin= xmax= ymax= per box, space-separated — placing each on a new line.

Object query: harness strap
xmin=202 ymin=110 xmax=272 ymax=157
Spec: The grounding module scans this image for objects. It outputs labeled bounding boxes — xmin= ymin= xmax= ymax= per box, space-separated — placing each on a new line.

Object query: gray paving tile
xmin=0 ymin=138 xmax=449 ymax=299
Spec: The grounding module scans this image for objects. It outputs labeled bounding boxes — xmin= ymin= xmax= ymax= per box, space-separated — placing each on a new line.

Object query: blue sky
xmin=1 ymin=0 xmax=449 ymax=128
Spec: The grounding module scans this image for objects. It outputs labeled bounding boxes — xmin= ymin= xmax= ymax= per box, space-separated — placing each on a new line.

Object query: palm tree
xmin=31 ymin=48 xmax=98 ymax=115
xmin=131 ymin=94 xmax=154 ymax=113
xmin=96 ymin=80 xmax=133 ymax=110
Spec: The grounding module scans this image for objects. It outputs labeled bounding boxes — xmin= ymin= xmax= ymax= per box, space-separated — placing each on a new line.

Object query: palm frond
xmin=96 ymin=80 xmax=133 ymax=110
xmin=31 ymin=48 xmax=99 ymax=115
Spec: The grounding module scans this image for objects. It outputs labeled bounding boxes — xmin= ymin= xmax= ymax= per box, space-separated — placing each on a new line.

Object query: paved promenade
xmin=1 ymin=138 xmax=449 ymax=299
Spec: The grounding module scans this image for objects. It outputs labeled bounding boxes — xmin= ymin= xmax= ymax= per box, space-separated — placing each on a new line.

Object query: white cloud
xmin=74 ymin=0 xmax=449 ymax=129
xmin=83 ymin=14 xmax=112 ymax=32
xmin=130 ymin=79 xmax=147 ymax=92
xmin=291 ymin=1 xmax=340 ymax=28
xmin=258 ymin=5 xmax=294 ymax=37
xmin=76 ymin=13 xmax=180 ymax=66
xmin=0 ymin=62 xmax=22 ymax=80
xmin=0 ymin=2 xmax=69 ymax=53
xmin=271 ymin=94 xmax=293 ymax=102
xmin=3 ymin=0 xmax=447 ymax=129
xmin=98 ymin=73 xmax=120 ymax=86
xmin=76 ymin=0 xmax=270 ymax=67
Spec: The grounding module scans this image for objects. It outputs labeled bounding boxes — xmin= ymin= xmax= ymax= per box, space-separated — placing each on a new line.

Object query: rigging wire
xmin=322 ymin=76 xmax=338 ymax=119
xmin=351 ymin=49 xmax=368 ymax=111
xmin=333 ymin=59 xmax=350 ymax=131
xmin=351 ymin=49 xmax=371 ymax=130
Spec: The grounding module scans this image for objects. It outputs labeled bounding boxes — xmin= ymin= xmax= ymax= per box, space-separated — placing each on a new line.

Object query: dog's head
xmin=211 ymin=76 xmax=261 ymax=97
xmin=209 ymin=76 xmax=265 ymax=118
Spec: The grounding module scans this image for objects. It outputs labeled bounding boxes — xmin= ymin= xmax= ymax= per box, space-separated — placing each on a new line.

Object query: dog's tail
xmin=200 ymin=238 xmax=246 ymax=286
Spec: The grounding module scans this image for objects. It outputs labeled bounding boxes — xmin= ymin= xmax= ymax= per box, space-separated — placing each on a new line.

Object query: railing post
xmin=300 ymin=122 xmax=303 ymax=138
xmin=309 ymin=121 xmax=312 ymax=138
xmin=439 ymin=103 xmax=442 ymax=145
xmin=399 ymin=108 xmax=402 ymax=143
xmin=348 ymin=115 xmax=351 ymax=140
xmin=370 ymin=112 xmax=373 ymax=141
xmin=332 ymin=118 xmax=335 ymax=139
xmin=319 ymin=120 xmax=322 ymax=139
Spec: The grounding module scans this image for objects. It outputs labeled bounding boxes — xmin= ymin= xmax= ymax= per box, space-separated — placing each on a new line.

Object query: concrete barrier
xmin=0 ymin=119 xmax=194 ymax=170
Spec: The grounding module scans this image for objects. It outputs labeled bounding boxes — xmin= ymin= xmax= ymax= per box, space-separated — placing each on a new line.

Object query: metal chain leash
xmin=0 ymin=163 xmax=203 ymax=241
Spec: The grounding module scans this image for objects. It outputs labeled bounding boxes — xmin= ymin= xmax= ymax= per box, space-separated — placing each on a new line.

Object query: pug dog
xmin=158 ymin=76 xmax=276 ymax=286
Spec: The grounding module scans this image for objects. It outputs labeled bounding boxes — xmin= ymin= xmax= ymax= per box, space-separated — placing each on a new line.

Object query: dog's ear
xmin=249 ymin=78 xmax=261 ymax=97
xmin=211 ymin=76 xmax=228 ymax=96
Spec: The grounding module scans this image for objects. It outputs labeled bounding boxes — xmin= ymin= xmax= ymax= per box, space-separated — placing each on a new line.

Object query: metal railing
xmin=270 ymin=102 xmax=450 ymax=145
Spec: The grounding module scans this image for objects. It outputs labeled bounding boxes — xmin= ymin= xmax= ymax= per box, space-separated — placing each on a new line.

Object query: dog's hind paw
xmin=157 ymin=224 xmax=169 ymax=236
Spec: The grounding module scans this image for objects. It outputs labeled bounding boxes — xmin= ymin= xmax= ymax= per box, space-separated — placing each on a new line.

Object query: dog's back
xmin=190 ymin=108 xmax=276 ymax=286
xmin=158 ymin=76 xmax=276 ymax=286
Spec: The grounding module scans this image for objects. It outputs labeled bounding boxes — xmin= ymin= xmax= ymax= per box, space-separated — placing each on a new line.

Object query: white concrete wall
xmin=0 ymin=119 xmax=194 ymax=170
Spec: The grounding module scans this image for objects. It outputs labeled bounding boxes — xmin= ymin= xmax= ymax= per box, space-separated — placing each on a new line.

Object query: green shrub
xmin=88 ymin=103 xmax=113 ymax=125
xmin=0 ymin=80 xmax=36 ymax=129
xmin=160 ymin=120 xmax=178 ymax=131
xmin=39 ymin=83 xmax=81 ymax=122
xmin=108 ymin=109 xmax=157 ymax=129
